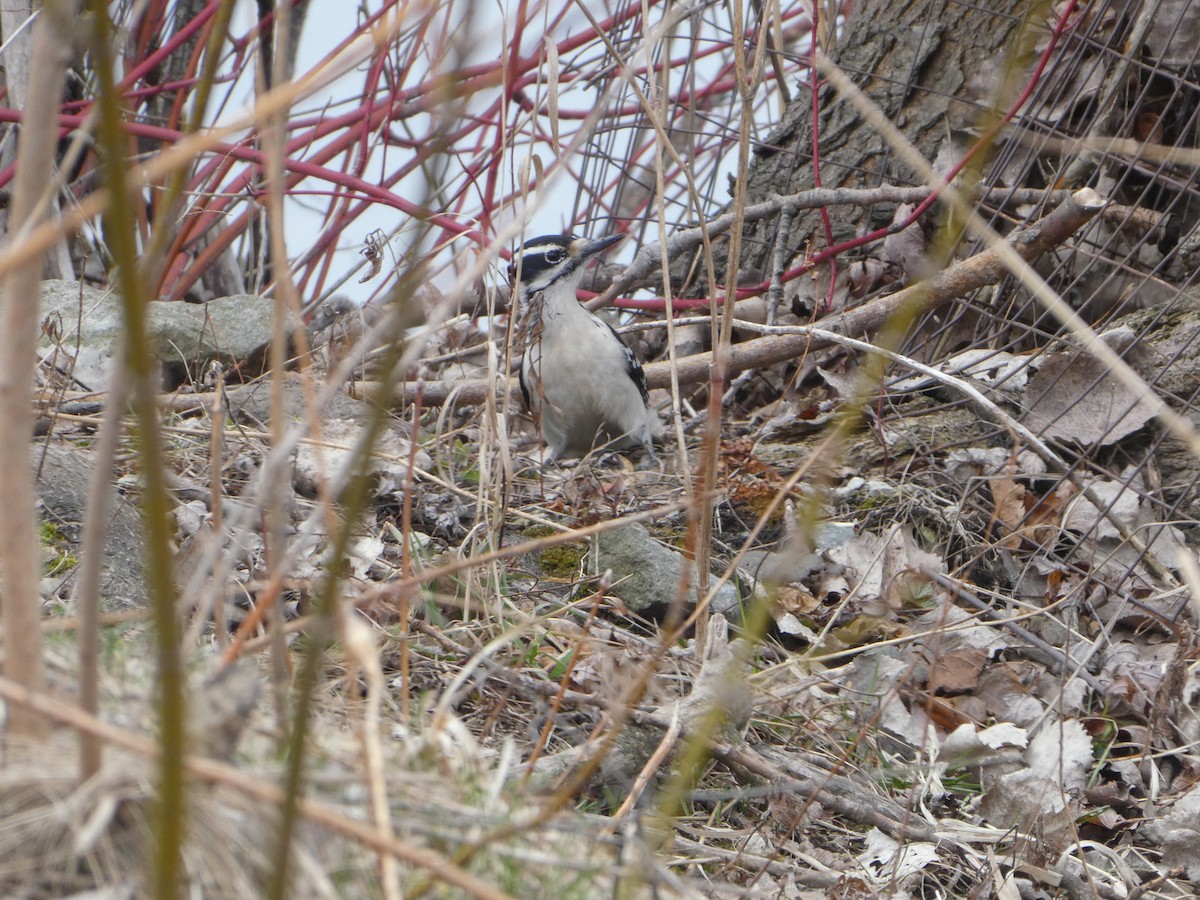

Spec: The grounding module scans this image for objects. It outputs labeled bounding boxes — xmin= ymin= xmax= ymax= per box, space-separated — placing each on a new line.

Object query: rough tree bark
xmin=696 ymin=0 xmax=1029 ymax=294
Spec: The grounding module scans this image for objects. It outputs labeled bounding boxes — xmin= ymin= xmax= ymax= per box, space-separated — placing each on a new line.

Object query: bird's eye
xmin=546 ymin=249 xmax=566 ymax=263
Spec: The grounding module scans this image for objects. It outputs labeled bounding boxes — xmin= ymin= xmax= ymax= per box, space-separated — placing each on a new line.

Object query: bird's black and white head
xmin=507 ymin=233 xmax=622 ymax=301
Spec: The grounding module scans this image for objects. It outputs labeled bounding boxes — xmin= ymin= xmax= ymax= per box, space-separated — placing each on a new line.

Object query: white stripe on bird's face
xmin=507 ymin=233 xmax=619 ymax=298
xmin=508 ymin=235 xmax=579 ymax=296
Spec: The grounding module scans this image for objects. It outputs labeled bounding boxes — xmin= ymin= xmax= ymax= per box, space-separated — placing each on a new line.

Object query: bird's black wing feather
xmin=516 ymin=289 xmax=543 ymax=413
xmin=605 ymin=321 xmax=649 ymax=404
xmin=517 ymin=358 xmax=532 ymax=410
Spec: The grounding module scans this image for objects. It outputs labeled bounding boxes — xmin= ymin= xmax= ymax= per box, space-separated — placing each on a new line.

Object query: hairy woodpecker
xmin=509 ymin=233 xmax=659 ymax=464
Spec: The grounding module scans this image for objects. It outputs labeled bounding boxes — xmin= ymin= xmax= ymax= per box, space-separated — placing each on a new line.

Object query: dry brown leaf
xmin=979 ymin=770 xmax=1075 ymax=856
xmin=1021 ymin=348 xmax=1156 ymax=445
xmin=856 ymin=828 xmax=939 ymax=885
xmin=1028 ymin=719 xmax=1094 ymax=793
xmin=926 ymin=647 xmax=988 ymax=696
xmin=776 ymin=583 xmax=820 ymax=617
xmin=988 ymin=467 xmax=1072 ymax=550
xmin=988 ymin=465 xmax=1027 ymax=550
xmin=974 ymin=661 xmax=1046 ymax=727
xmin=717 ymin=438 xmax=787 ymax=520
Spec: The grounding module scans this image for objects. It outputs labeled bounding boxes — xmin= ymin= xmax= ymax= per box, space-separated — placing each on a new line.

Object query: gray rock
xmin=35 ymin=443 xmax=145 ymax=609
xmin=595 ymin=522 xmax=741 ymax=617
xmin=225 ymin=373 xmax=375 ymax=427
xmin=37 ymin=280 xmax=283 ymax=390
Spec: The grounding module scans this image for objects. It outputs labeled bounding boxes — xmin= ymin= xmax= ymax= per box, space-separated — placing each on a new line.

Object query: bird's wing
xmin=515 ymin=290 xmax=546 ymax=413
xmin=517 ymin=355 xmax=533 ymax=411
xmin=605 ymin=321 xmax=649 ymax=404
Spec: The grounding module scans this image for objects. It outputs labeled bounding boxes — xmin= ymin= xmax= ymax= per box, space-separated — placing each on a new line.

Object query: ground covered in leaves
xmin=7 ymin=291 xmax=1200 ymax=900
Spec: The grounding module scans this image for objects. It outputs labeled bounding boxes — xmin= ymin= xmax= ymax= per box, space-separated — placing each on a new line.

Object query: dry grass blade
xmin=0 ymin=0 xmax=78 ymax=743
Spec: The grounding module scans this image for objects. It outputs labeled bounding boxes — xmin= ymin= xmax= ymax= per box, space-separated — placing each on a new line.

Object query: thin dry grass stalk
xmin=0 ymin=673 xmax=515 ymax=900
xmin=0 ymin=0 xmax=80 ymax=742
xmin=71 ymin=338 xmax=127 ymax=779
xmin=84 ymin=1 xmax=189 ymax=892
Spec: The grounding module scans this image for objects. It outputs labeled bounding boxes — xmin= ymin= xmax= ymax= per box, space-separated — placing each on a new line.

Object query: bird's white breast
xmin=521 ymin=298 xmax=652 ymax=458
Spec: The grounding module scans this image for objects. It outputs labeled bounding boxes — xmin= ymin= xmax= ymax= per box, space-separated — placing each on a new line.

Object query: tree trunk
xmin=697 ymin=0 xmax=1028 ymax=294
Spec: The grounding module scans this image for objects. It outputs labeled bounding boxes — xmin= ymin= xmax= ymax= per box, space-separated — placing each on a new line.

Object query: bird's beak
xmin=578 ymin=233 xmax=624 ymax=260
